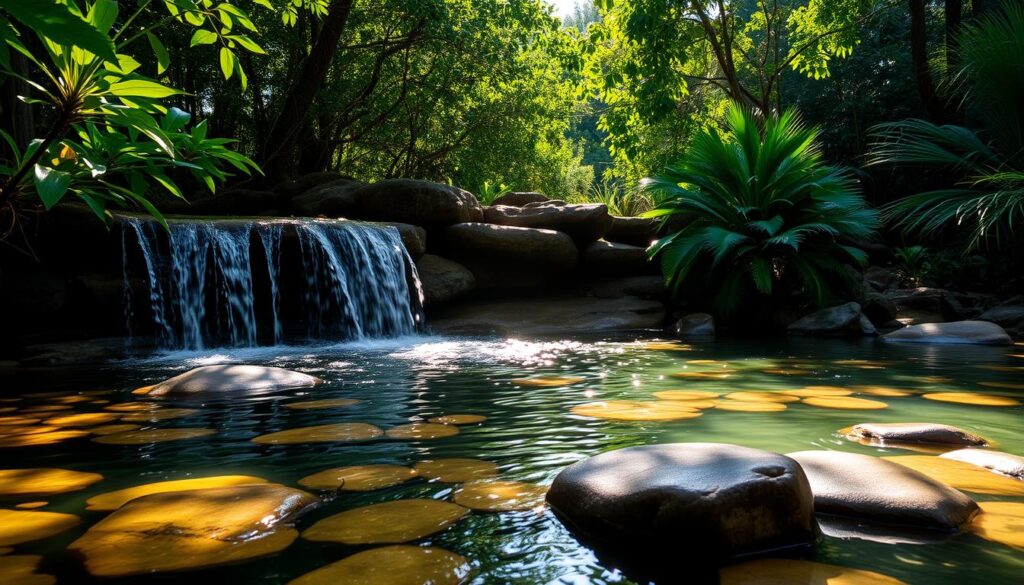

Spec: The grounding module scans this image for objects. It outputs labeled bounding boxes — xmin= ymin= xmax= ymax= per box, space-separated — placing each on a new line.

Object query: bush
xmin=644 ymin=103 xmax=878 ymax=323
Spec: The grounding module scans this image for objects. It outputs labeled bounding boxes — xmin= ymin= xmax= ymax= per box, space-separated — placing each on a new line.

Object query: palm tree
xmin=869 ymin=5 xmax=1024 ymax=249
xmin=644 ymin=103 xmax=878 ymax=322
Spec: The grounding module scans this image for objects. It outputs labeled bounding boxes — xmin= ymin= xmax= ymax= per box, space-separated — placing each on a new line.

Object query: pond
xmin=1 ymin=336 xmax=1022 ymax=584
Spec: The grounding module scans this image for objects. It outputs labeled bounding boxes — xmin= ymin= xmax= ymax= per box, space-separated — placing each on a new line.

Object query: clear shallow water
xmin=2 ymin=336 xmax=1023 ymax=584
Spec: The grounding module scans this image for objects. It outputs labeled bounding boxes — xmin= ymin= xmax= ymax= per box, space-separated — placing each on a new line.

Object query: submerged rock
xmin=940 ymin=449 xmax=1024 ymax=479
xmin=787 ymin=450 xmax=979 ymax=531
xmin=670 ymin=313 xmax=715 ymax=338
xmin=416 ymin=254 xmax=476 ymax=305
xmin=288 ymin=545 xmax=472 ymax=585
xmin=788 ymin=303 xmax=875 ymax=337
xmin=882 ymin=320 xmax=1012 ymax=345
xmin=844 ymin=423 xmax=989 ymax=447
xmin=483 ymin=203 xmax=612 ymax=243
xmin=546 ymin=443 xmax=817 ymax=564
xmin=143 ymin=365 xmax=321 ymax=396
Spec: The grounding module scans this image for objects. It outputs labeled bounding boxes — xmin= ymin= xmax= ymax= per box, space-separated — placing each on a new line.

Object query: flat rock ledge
xmin=882 ymin=320 xmax=1012 ymax=345
xmin=940 ymin=449 xmax=1024 ymax=479
xmin=546 ymin=443 xmax=817 ymax=565
xmin=144 ymin=365 xmax=321 ymax=397
xmin=844 ymin=423 xmax=988 ymax=447
xmin=788 ymin=450 xmax=979 ymax=531
xmin=428 ymin=296 xmax=665 ymax=336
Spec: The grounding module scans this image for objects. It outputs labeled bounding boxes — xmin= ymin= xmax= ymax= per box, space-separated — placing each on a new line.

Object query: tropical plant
xmin=0 ymin=0 xmax=267 ymax=231
xmin=644 ymin=103 xmax=878 ymax=321
xmin=893 ymin=245 xmax=930 ymax=285
xmin=868 ymin=5 xmax=1024 ymax=249
xmin=586 ymin=176 xmax=653 ymax=217
xmin=475 ymin=180 xmax=511 ymax=206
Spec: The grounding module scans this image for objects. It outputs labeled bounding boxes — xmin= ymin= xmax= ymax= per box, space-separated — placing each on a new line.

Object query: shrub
xmin=644 ymin=103 xmax=878 ymax=322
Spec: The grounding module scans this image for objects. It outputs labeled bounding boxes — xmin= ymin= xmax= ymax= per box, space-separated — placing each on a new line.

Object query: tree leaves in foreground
xmin=868 ymin=4 xmax=1024 ymax=250
xmin=645 ymin=103 xmax=878 ymax=323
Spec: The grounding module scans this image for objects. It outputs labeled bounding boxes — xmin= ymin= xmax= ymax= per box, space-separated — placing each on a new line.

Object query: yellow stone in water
xmin=0 ymin=407 xmax=14 ymax=413
xmin=687 ymin=359 xmax=722 ymax=365
xmin=512 ymin=376 xmax=585 ymax=388
xmin=43 ymin=413 xmax=121 ymax=427
xmin=0 ymin=429 xmax=89 ymax=448
xmin=921 ymin=376 xmax=953 ymax=383
xmin=81 ymin=389 xmax=115 ymax=396
xmin=131 ymin=385 xmax=157 ymax=396
xmin=86 ymin=475 xmax=270 ymax=511
xmin=802 ymin=396 xmax=888 ymax=410
xmin=252 ymin=423 xmax=382 ymax=445
xmin=93 ymin=428 xmax=215 ymax=445
xmin=283 ymin=398 xmax=361 ymax=410
xmin=428 ymin=414 xmax=487 ymax=425
xmin=0 ymin=509 xmax=80 ymax=546
xmin=0 ymin=468 xmax=103 ymax=497
xmin=69 ymin=483 xmax=317 ymax=578
xmin=761 ymin=368 xmax=806 ymax=375
xmin=977 ymin=381 xmax=1024 ymax=390
xmin=386 ymin=423 xmax=461 ymax=440
xmin=0 ymin=547 xmax=10 ymax=555
xmin=453 ymin=480 xmax=548 ymax=512
xmin=851 ymin=385 xmax=912 ymax=397
xmin=648 ymin=397 xmax=717 ymax=409
xmin=643 ymin=342 xmax=692 ymax=351
xmin=0 ymin=555 xmax=56 ymax=585
xmin=723 ymin=392 xmax=799 ymax=403
xmin=298 ymin=464 xmax=417 ymax=491
xmin=303 ymin=499 xmax=468 ymax=545
xmin=714 ymin=400 xmax=788 ymax=412
xmin=720 ymin=559 xmax=908 ymax=584
xmin=414 ymin=459 xmax=500 ymax=483
xmin=288 ymin=545 xmax=472 ymax=585
xmin=670 ymin=371 xmax=734 ymax=380
xmin=969 ymin=502 xmax=1024 ymax=550
xmin=651 ymin=390 xmax=720 ymax=401
xmin=104 ymin=402 xmax=162 ymax=413
xmin=47 ymin=395 xmax=92 ymax=404
xmin=570 ymin=400 xmax=702 ymax=421
xmin=0 ymin=416 xmax=40 ymax=426
xmin=119 ymin=408 xmax=198 ymax=423
xmin=18 ymin=405 xmax=72 ymax=413
xmin=90 ymin=424 xmax=141 ymax=436
xmin=88 ymin=399 xmax=110 ymax=405
xmin=15 ymin=502 xmax=47 ymax=510
xmin=781 ymin=386 xmax=852 ymax=398
xmin=885 ymin=456 xmax=1024 ymax=496
xmin=921 ymin=392 xmax=1021 ymax=407
xmin=975 ymin=365 xmax=1024 ymax=372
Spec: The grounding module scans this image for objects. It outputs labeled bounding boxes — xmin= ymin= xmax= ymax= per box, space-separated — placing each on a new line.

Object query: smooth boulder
xmin=978 ymin=304 xmax=1024 ymax=329
xmin=670 ymin=313 xmax=715 ymax=338
xmin=443 ymin=223 xmax=578 ymax=287
xmin=354 ymin=179 xmax=483 ymax=225
xmin=788 ymin=302 xmax=876 ymax=337
xmin=788 ymin=450 xmax=979 ymax=531
xmin=385 ymin=222 xmax=427 ymax=260
xmin=492 ymin=191 xmax=549 ymax=207
xmin=416 ymin=254 xmax=476 ymax=305
xmin=940 ymin=449 xmax=1024 ymax=479
xmin=144 ymin=365 xmax=321 ymax=397
xmin=582 ymin=240 xmax=655 ymax=277
xmin=605 ymin=216 xmax=658 ymax=247
xmin=291 ymin=178 xmax=366 ymax=218
xmin=882 ymin=320 xmax=1012 ymax=345
xmin=845 ymin=423 xmax=988 ymax=447
xmin=547 ymin=443 xmax=817 ymax=564
xmin=483 ymin=203 xmax=612 ymax=243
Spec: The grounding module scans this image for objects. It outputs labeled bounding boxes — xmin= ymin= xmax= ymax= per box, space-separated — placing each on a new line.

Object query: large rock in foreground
xmin=788 ymin=302 xmax=875 ymax=337
xmin=844 ymin=423 xmax=988 ymax=447
xmin=429 ymin=296 xmax=664 ymax=336
xmin=354 ymin=179 xmax=483 ymax=225
xmin=788 ymin=450 xmax=979 ymax=531
xmin=882 ymin=320 xmax=1012 ymax=345
xmin=143 ymin=365 xmax=321 ymax=397
xmin=416 ymin=254 xmax=475 ymax=305
xmin=582 ymin=240 xmax=656 ymax=277
xmin=605 ymin=216 xmax=658 ymax=247
xmin=547 ymin=443 xmax=817 ymax=564
xmin=483 ymin=202 xmax=612 ymax=243
xmin=291 ymin=177 xmax=366 ymax=217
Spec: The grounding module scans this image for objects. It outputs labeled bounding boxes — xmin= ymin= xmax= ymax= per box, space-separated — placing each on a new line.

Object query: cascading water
xmin=121 ymin=217 xmax=423 ymax=350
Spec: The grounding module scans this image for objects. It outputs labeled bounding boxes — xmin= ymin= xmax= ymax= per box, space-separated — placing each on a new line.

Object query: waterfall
xmin=122 ymin=218 xmax=423 ymax=350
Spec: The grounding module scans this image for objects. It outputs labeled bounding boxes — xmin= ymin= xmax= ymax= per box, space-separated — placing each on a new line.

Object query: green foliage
xmin=584 ymin=176 xmax=652 ymax=217
xmin=645 ymin=103 xmax=877 ymax=321
xmin=893 ymin=245 xmax=930 ymax=285
xmin=869 ymin=5 xmax=1024 ymax=250
xmin=0 ymin=0 xmax=266 ymax=228
xmin=474 ymin=180 xmax=510 ymax=205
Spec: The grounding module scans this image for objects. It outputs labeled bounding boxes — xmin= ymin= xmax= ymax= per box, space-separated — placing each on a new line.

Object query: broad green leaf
xmin=86 ymin=0 xmax=118 ymax=34
xmin=33 ymin=164 xmax=71 ymax=209
xmin=0 ymin=0 xmax=116 ymax=62
xmin=189 ymin=29 xmax=217 ymax=46
xmin=109 ymin=79 xmax=183 ymax=98
xmin=146 ymin=32 xmax=170 ymax=74
xmin=219 ymin=46 xmax=235 ymax=80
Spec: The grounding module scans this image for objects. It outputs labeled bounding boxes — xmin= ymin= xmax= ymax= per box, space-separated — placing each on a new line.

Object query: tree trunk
xmin=909 ymin=0 xmax=945 ymax=122
xmin=260 ymin=0 xmax=356 ymax=183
